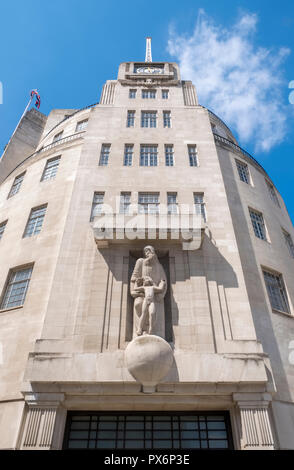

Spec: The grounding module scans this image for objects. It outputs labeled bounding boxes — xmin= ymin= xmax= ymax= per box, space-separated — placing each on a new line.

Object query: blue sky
xmin=0 ymin=0 xmax=293 ymax=219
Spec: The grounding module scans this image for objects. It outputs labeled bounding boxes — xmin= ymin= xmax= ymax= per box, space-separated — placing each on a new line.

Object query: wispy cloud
xmin=167 ymin=10 xmax=290 ymax=152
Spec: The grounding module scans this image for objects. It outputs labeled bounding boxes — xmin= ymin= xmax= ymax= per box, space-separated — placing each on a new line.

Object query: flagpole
xmin=4 ymin=93 xmax=34 ymax=152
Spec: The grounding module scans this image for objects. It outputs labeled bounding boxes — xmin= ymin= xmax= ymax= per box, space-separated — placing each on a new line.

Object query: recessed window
xmin=8 ymin=172 xmax=25 ymax=198
xmin=53 ymin=131 xmax=63 ymax=143
xmin=129 ymin=89 xmax=136 ymax=99
xmin=99 ymin=144 xmax=111 ymax=166
xmin=282 ymin=229 xmax=294 ymax=258
xmin=162 ymin=90 xmax=169 ymax=99
xmin=263 ymin=269 xmax=290 ymax=314
xmin=165 ymin=145 xmax=174 ymax=166
xmin=266 ymin=180 xmax=280 ymax=207
xmin=0 ymin=220 xmax=7 ymax=240
xmin=163 ymin=111 xmax=171 ymax=128
xmin=141 ymin=111 xmax=157 ymax=128
xmin=0 ymin=265 xmax=33 ymax=310
xmin=75 ymin=119 xmax=88 ymax=132
xmin=138 ymin=192 xmax=159 ymax=214
xmin=140 ymin=145 xmax=158 ymax=166
xmin=124 ymin=144 xmax=133 ymax=166
xmin=119 ymin=192 xmax=131 ymax=214
xmin=41 ymin=156 xmax=61 ymax=181
xmin=90 ymin=192 xmax=104 ymax=221
xmin=23 ymin=205 xmax=47 ymax=238
xmin=142 ymin=89 xmax=156 ymax=99
xmin=236 ymin=160 xmax=250 ymax=184
xmin=127 ymin=111 xmax=135 ymax=128
xmin=194 ymin=193 xmax=206 ymax=222
xmin=249 ymin=209 xmax=267 ymax=241
xmin=188 ymin=145 xmax=198 ymax=167
xmin=167 ymin=193 xmax=178 ymax=214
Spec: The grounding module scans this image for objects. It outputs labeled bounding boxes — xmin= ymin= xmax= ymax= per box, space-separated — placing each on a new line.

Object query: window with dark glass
xmin=53 ymin=131 xmax=63 ymax=143
xmin=236 ymin=160 xmax=249 ymax=184
xmin=119 ymin=192 xmax=131 ymax=214
xmin=263 ymin=270 xmax=290 ymax=314
xmin=194 ymin=193 xmax=206 ymax=222
xmin=127 ymin=111 xmax=135 ymax=128
xmin=0 ymin=265 xmax=33 ymax=309
xmin=8 ymin=172 xmax=25 ymax=198
xmin=141 ymin=111 xmax=157 ymax=128
xmin=129 ymin=89 xmax=136 ymax=99
xmin=140 ymin=145 xmax=158 ymax=166
xmin=266 ymin=180 xmax=280 ymax=207
xmin=0 ymin=220 xmax=7 ymax=240
xmin=142 ymin=89 xmax=156 ymax=99
xmin=165 ymin=145 xmax=174 ymax=166
xmin=138 ymin=193 xmax=159 ymax=214
xmin=23 ymin=205 xmax=47 ymax=238
xmin=99 ymin=144 xmax=111 ymax=166
xmin=282 ymin=229 xmax=294 ymax=258
xmin=188 ymin=145 xmax=198 ymax=167
xmin=90 ymin=192 xmax=104 ymax=221
xmin=163 ymin=111 xmax=171 ymax=128
xmin=162 ymin=90 xmax=169 ymax=99
xmin=41 ymin=156 xmax=61 ymax=181
xmin=75 ymin=119 xmax=88 ymax=132
xmin=167 ymin=193 xmax=178 ymax=214
xmin=124 ymin=144 xmax=133 ymax=166
xmin=249 ymin=209 xmax=267 ymax=240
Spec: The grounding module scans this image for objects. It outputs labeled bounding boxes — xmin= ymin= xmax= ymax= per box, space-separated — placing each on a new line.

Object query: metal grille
xmin=8 ymin=173 xmax=25 ymax=198
xmin=188 ymin=145 xmax=198 ymax=167
xmin=266 ymin=180 xmax=280 ymax=207
xmin=127 ymin=111 xmax=135 ymax=127
xmin=1 ymin=266 xmax=33 ymax=309
xmin=0 ymin=221 xmax=7 ymax=240
xmin=141 ymin=112 xmax=157 ymax=128
xmin=52 ymin=131 xmax=63 ymax=143
xmin=138 ymin=193 xmax=159 ymax=214
xmin=194 ymin=193 xmax=206 ymax=222
xmin=163 ymin=111 xmax=171 ymax=128
xmin=75 ymin=120 xmax=88 ymax=132
xmin=167 ymin=193 xmax=178 ymax=214
xmin=90 ymin=193 xmax=104 ymax=221
xmin=63 ymin=412 xmax=233 ymax=450
xmin=129 ymin=89 xmax=136 ymax=99
xmin=263 ymin=270 xmax=290 ymax=313
xmin=249 ymin=209 xmax=266 ymax=240
xmin=41 ymin=157 xmax=61 ymax=181
xmin=119 ymin=193 xmax=131 ymax=214
xmin=124 ymin=145 xmax=133 ymax=166
xmin=283 ymin=230 xmax=294 ymax=258
xmin=99 ymin=144 xmax=111 ymax=166
xmin=142 ymin=89 xmax=156 ymax=99
xmin=23 ymin=206 xmax=47 ymax=238
xmin=140 ymin=145 xmax=158 ymax=166
xmin=165 ymin=145 xmax=174 ymax=166
xmin=162 ymin=90 xmax=169 ymax=99
xmin=236 ymin=160 xmax=249 ymax=184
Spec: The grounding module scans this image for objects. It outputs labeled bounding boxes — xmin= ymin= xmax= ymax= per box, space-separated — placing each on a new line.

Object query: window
xmin=236 ymin=160 xmax=250 ymax=184
xmin=53 ymin=131 xmax=63 ymax=143
xmin=41 ymin=156 xmax=61 ymax=181
xmin=282 ymin=229 xmax=294 ymax=258
xmin=140 ymin=145 xmax=158 ymax=166
xmin=0 ymin=221 xmax=7 ymax=240
xmin=127 ymin=111 xmax=135 ymax=128
xmin=141 ymin=111 xmax=157 ymax=128
xmin=23 ymin=205 xmax=47 ymax=238
xmin=142 ymin=89 xmax=156 ymax=99
xmin=99 ymin=144 xmax=110 ymax=166
xmin=188 ymin=145 xmax=198 ymax=167
xmin=162 ymin=90 xmax=169 ymax=99
xmin=90 ymin=192 xmax=104 ymax=221
xmin=75 ymin=119 xmax=88 ymax=132
xmin=266 ymin=180 xmax=280 ymax=207
xmin=165 ymin=145 xmax=174 ymax=166
xmin=119 ymin=192 xmax=131 ymax=214
xmin=167 ymin=193 xmax=178 ymax=214
xmin=124 ymin=144 xmax=133 ymax=166
xmin=138 ymin=193 xmax=159 ymax=214
xmin=129 ymin=89 xmax=136 ymax=99
xmin=63 ymin=412 xmax=233 ymax=450
xmin=263 ymin=270 xmax=290 ymax=314
xmin=194 ymin=193 xmax=206 ymax=221
xmin=0 ymin=266 xmax=33 ymax=309
xmin=163 ymin=111 xmax=171 ymax=128
xmin=8 ymin=172 xmax=25 ymax=198
xmin=249 ymin=209 xmax=267 ymax=240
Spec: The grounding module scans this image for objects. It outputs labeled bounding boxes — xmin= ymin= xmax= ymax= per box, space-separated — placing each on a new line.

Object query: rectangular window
xmin=142 ymin=89 xmax=156 ymax=99
xmin=23 ymin=205 xmax=47 ymax=238
xmin=41 ymin=156 xmax=61 ymax=181
xmin=188 ymin=145 xmax=198 ymax=167
xmin=165 ymin=145 xmax=174 ymax=166
xmin=90 ymin=192 xmax=104 ymax=221
xmin=141 ymin=111 xmax=157 ymax=128
xmin=263 ymin=270 xmax=290 ymax=313
xmin=194 ymin=193 xmax=206 ymax=221
xmin=167 ymin=193 xmax=178 ymax=214
xmin=119 ymin=192 xmax=131 ymax=214
xmin=123 ymin=144 xmax=133 ymax=166
xmin=249 ymin=209 xmax=267 ymax=240
xmin=236 ymin=160 xmax=249 ymax=184
xmin=0 ymin=266 xmax=33 ymax=310
xmin=8 ymin=172 xmax=25 ymax=198
xmin=138 ymin=192 xmax=159 ymax=214
xmin=99 ymin=144 xmax=111 ymax=166
xmin=127 ymin=111 xmax=135 ymax=128
xmin=53 ymin=131 xmax=63 ymax=143
xmin=163 ymin=111 xmax=171 ymax=128
xmin=0 ymin=220 xmax=7 ymax=240
xmin=129 ymin=89 xmax=136 ymax=99
xmin=140 ymin=145 xmax=158 ymax=166
xmin=75 ymin=119 xmax=88 ymax=132
xmin=266 ymin=180 xmax=280 ymax=207
xmin=282 ymin=229 xmax=294 ymax=258
xmin=162 ymin=90 xmax=169 ymax=99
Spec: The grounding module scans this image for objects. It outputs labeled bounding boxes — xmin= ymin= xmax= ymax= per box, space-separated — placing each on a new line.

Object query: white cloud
xmin=167 ymin=11 xmax=290 ymax=152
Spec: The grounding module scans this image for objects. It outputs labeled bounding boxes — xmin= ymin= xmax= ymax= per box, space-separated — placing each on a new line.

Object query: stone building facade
xmin=0 ymin=58 xmax=294 ymax=450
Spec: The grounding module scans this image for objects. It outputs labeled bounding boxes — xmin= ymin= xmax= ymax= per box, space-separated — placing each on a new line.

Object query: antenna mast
xmin=145 ymin=37 xmax=152 ymax=63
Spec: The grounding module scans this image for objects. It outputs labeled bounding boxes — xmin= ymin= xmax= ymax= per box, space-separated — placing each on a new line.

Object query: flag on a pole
xmin=30 ymin=90 xmax=41 ymax=109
